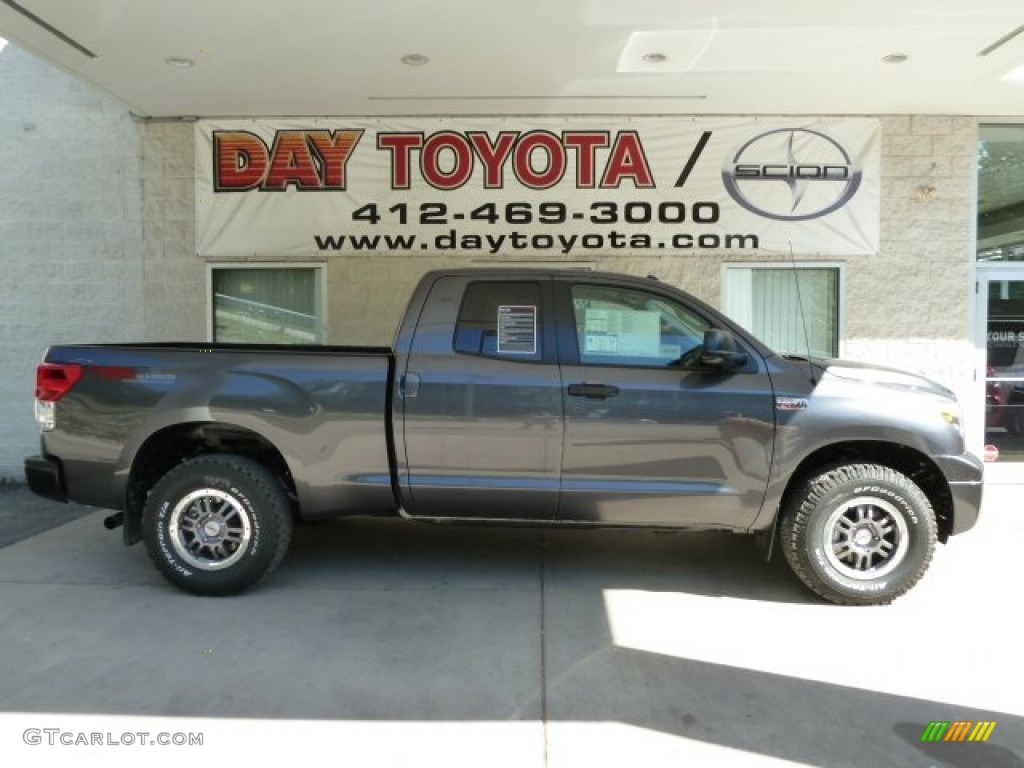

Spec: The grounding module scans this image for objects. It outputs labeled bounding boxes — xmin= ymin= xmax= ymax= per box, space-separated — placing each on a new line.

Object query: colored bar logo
xmin=921 ymin=721 xmax=997 ymax=742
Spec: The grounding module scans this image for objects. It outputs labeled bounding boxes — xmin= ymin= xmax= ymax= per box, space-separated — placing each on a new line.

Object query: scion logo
xmin=722 ymin=128 xmax=862 ymax=221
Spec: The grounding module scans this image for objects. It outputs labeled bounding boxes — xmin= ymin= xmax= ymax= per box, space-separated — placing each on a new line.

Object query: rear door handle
xmin=567 ymin=383 xmax=620 ymax=400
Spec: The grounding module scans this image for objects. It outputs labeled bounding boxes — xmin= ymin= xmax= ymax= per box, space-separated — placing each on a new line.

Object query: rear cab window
xmin=454 ymin=282 xmax=544 ymax=362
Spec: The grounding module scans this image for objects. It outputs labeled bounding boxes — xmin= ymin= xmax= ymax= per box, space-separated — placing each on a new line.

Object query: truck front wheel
xmin=779 ymin=463 xmax=937 ymax=605
xmin=142 ymin=455 xmax=292 ymax=596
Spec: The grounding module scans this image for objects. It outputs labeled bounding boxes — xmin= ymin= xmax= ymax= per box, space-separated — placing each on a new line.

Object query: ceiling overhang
xmin=2 ymin=1 xmax=1024 ymax=118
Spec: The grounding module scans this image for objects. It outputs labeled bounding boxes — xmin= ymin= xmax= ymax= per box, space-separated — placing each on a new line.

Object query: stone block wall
xmin=0 ymin=43 xmax=144 ymax=480
xmin=140 ymin=122 xmax=204 ymax=341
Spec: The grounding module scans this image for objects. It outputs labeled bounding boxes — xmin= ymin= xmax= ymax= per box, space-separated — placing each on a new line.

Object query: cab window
xmin=454 ymin=282 xmax=543 ymax=362
xmin=571 ymin=284 xmax=709 ymax=368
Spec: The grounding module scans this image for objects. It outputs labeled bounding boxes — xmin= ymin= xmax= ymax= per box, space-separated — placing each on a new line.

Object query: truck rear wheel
xmin=779 ymin=463 xmax=937 ymax=605
xmin=142 ymin=455 xmax=292 ymax=596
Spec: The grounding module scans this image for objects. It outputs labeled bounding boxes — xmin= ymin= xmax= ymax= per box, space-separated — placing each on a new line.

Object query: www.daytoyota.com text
xmin=312 ymin=200 xmax=759 ymax=254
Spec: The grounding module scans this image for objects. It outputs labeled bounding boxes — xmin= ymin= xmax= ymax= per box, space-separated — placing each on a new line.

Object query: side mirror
xmin=699 ymin=328 xmax=748 ymax=370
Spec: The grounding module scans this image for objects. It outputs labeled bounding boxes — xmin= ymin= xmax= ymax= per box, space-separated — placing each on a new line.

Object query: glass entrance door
xmin=982 ymin=274 xmax=1024 ymax=462
xmin=978 ymin=125 xmax=1024 ymax=467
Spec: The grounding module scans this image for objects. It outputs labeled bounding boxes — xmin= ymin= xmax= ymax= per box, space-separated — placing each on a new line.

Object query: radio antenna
xmin=789 ymin=242 xmax=817 ymax=384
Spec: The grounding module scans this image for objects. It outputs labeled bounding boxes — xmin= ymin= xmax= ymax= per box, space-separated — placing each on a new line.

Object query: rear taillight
xmin=35 ymin=363 xmax=83 ymax=431
xmin=36 ymin=363 xmax=83 ymax=401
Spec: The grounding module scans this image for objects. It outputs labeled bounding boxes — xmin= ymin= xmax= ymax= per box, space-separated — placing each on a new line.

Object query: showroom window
xmin=210 ymin=265 xmax=324 ymax=344
xmin=978 ymin=124 xmax=1024 ymax=462
xmin=724 ymin=265 xmax=841 ymax=357
xmin=978 ymin=124 xmax=1024 ymax=263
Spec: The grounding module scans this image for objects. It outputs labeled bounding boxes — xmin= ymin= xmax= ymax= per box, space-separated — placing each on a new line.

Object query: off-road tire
xmin=142 ymin=454 xmax=292 ymax=596
xmin=780 ymin=463 xmax=937 ymax=606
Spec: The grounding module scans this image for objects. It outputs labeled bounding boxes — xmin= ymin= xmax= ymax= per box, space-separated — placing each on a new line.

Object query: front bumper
xmin=24 ymin=455 xmax=68 ymax=503
xmin=934 ymin=452 xmax=984 ymax=537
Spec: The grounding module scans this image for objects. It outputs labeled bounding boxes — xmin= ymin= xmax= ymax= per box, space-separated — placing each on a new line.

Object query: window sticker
xmin=583 ymin=308 xmax=660 ymax=357
xmin=497 ymin=305 xmax=537 ymax=354
xmin=585 ymin=333 xmax=619 ymax=353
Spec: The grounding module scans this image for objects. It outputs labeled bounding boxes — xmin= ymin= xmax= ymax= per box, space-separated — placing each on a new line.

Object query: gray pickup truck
xmin=25 ymin=269 xmax=982 ymax=604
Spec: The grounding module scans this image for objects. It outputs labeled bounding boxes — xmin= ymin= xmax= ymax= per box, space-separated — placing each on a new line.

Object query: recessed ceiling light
xmin=401 ymin=54 xmax=430 ymax=66
xmin=617 ymin=29 xmax=715 ymax=73
xmin=165 ymin=56 xmax=194 ymax=68
xmin=882 ymin=53 xmax=908 ymax=64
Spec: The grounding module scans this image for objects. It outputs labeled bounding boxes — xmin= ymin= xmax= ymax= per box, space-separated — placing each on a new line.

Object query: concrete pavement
xmin=0 ymin=481 xmax=1021 ymax=767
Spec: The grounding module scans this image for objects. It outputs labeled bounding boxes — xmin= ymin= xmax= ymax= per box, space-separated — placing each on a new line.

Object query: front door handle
xmin=400 ymin=372 xmax=421 ymax=398
xmin=567 ymin=383 xmax=620 ymax=400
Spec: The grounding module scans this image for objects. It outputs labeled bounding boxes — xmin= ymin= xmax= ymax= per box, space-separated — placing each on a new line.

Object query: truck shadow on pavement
xmin=285 ymin=516 xmax=807 ymax=603
xmin=0 ymin=487 xmax=94 ymax=549
xmin=0 ymin=505 xmax=1020 ymax=767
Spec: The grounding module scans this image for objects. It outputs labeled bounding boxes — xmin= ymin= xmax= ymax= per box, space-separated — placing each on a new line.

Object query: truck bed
xmin=40 ymin=343 xmax=399 ymax=519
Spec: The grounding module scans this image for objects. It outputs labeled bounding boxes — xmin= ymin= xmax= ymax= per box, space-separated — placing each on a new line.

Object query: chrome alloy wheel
xmin=168 ymin=488 xmax=253 ymax=571
xmin=823 ymin=496 xmax=909 ymax=580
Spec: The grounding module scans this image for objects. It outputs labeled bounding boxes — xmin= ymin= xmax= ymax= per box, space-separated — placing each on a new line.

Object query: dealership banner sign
xmin=196 ymin=117 xmax=880 ymax=258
